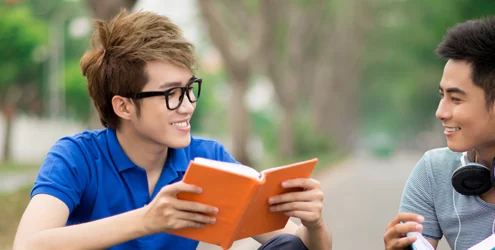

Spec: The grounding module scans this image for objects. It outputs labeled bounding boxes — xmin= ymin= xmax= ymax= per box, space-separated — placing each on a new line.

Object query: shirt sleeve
xmin=30 ymin=137 xmax=89 ymax=213
xmin=399 ymin=152 xmax=442 ymax=240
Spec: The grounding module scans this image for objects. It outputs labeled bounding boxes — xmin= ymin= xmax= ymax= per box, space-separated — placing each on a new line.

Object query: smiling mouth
xmin=445 ymin=127 xmax=461 ymax=132
xmin=171 ymin=121 xmax=189 ymax=128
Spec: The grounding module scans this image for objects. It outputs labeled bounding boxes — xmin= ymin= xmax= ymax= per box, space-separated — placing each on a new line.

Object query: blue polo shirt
xmin=31 ymin=128 xmax=238 ymax=250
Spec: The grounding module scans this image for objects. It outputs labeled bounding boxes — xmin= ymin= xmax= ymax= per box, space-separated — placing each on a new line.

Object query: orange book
xmin=171 ymin=157 xmax=318 ymax=249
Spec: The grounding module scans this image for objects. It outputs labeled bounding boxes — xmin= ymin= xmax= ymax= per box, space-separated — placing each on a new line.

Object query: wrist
xmin=134 ymin=206 xmax=152 ymax=236
xmin=305 ymin=219 xmax=326 ymax=232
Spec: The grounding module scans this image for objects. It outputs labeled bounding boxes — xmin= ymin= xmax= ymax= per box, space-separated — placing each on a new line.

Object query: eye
xmin=439 ymin=92 xmax=444 ymax=98
xmin=451 ymin=97 xmax=462 ymax=102
xmin=165 ymin=88 xmax=180 ymax=97
xmin=169 ymin=90 xmax=179 ymax=97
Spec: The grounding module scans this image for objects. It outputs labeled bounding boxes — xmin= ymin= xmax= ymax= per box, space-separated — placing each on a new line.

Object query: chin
xmin=167 ymin=136 xmax=191 ymax=149
xmin=446 ymin=141 xmax=471 ymax=153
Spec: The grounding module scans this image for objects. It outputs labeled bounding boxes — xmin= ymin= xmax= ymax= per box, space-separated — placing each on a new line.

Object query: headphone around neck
xmin=451 ymin=151 xmax=495 ymax=196
xmin=451 ymin=151 xmax=495 ymax=250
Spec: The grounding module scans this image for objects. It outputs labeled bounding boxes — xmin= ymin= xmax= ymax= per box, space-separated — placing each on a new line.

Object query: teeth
xmin=445 ymin=127 xmax=460 ymax=132
xmin=172 ymin=121 xmax=188 ymax=128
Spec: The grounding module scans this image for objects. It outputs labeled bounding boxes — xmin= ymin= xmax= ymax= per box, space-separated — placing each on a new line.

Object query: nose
xmin=435 ymin=99 xmax=452 ymax=121
xmin=177 ymin=95 xmax=195 ymax=114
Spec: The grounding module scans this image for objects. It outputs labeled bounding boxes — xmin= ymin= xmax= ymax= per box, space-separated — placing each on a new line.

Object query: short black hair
xmin=436 ymin=16 xmax=495 ymax=107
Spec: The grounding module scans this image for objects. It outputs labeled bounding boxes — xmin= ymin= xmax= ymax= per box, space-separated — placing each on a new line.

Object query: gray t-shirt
xmin=399 ymin=147 xmax=495 ymax=249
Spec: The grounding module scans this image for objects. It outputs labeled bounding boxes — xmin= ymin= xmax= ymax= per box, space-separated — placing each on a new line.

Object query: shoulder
xmin=50 ymin=129 xmax=107 ymax=156
xmin=406 ymin=147 xmax=462 ymax=194
xmin=420 ymin=147 xmax=462 ymax=176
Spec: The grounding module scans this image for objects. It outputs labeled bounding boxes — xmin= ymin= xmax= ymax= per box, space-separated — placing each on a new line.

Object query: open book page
xmin=406 ymin=232 xmax=434 ymax=250
xmin=193 ymin=157 xmax=261 ymax=179
xmin=468 ymin=234 xmax=495 ymax=250
xmin=234 ymin=158 xmax=318 ymax=240
xmin=173 ymin=159 xmax=263 ymax=249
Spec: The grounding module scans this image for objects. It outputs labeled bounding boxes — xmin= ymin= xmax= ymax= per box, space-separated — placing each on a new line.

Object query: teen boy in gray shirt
xmin=384 ymin=16 xmax=495 ymax=250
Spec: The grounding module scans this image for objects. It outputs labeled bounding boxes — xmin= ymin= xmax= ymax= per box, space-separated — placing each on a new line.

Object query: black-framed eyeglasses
xmin=132 ymin=77 xmax=202 ymax=111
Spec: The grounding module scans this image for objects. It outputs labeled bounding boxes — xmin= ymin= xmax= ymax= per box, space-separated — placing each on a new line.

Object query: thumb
xmin=159 ymin=181 xmax=202 ymax=196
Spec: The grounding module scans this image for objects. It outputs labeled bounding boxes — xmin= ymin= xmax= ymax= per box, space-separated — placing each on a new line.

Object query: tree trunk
xmin=279 ymin=104 xmax=295 ymax=159
xmin=2 ymin=106 xmax=14 ymax=163
xmin=85 ymin=0 xmax=138 ymax=20
xmin=197 ymin=0 xmax=256 ymax=165
xmin=311 ymin=0 xmax=374 ymax=152
xmin=316 ymin=83 xmax=358 ymax=152
xmin=1 ymin=85 xmax=22 ymax=163
xmin=230 ymin=79 xmax=251 ymax=166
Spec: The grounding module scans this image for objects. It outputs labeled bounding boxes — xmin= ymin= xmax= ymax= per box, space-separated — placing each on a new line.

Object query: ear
xmin=112 ymin=95 xmax=135 ymax=121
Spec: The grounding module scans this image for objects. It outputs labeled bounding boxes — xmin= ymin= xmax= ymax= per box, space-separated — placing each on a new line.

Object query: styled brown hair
xmin=80 ymin=9 xmax=197 ymax=129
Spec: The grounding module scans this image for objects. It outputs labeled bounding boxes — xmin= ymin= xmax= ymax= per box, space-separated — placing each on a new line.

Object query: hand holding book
xmin=169 ymin=158 xmax=318 ymax=249
xmin=384 ymin=213 xmax=426 ymax=249
xmin=140 ymin=181 xmax=219 ymax=234
xmin=268 ymin=177 xmax=325 ymax=230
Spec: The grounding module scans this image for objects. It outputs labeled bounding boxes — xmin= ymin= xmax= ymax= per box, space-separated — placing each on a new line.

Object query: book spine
xmin=229 ymin=181 xmax=263 ymax=242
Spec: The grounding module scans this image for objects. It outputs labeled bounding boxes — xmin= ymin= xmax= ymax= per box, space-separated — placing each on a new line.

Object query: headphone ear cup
xmin=452 ymin=164 xmax=491 ymax=195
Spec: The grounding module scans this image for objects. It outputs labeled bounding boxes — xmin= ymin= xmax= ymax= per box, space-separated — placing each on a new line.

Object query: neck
xmin=473 ymin=147 xmax=495 ymax=168
xmin=115 ymin=125 xmax=168 ymax=171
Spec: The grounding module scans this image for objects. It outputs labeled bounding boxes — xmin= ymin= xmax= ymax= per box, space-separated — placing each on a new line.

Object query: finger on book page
xmin=394 ymin=222 xmax=423 ymax=237
xmin=387 ymin=213 xmax=424 ymax=230
xmin=384 ymin=227 xmax=417 ymax=249
xmin=169 ymin=220 xmax=207 ymax=230
xmin=174 ymin=210 xmax=217 ymax=225
xmin=268 ymin=190 xmax=317 ymax=204
xmin=269 ymin=201 xmax=315 ymax=212
xmin=394 ymin=235 xmax=417 ymax=249
xmin=281 ymin=178 xmax=321 ymax=189
xmin=159 ymin=181 xmax=203 ymax=196
xmin=397 ymin=213 xmax=424 ymax=224
xmin=173 ymin=199 xmax=219 ymax=214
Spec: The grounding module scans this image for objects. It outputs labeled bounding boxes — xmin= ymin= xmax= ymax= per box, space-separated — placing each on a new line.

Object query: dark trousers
xmin=257 ymin=234 xmax=309 ymax=250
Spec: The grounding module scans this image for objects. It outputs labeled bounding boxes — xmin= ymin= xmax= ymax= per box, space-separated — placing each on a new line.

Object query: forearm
xmin=15 ymin=207 xmax=148 ymax=250
xmin=296 ymin=222 xmax=332 ymax=250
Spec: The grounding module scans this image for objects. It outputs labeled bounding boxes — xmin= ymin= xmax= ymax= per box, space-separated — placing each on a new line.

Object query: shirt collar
xmin=167 ymin=147 xmax=189 ymax=172
xmin=107 ymin=128 xmax=136 ymax=172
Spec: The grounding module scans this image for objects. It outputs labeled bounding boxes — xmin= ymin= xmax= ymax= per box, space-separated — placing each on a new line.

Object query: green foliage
xmin=190 ymin=68 xmax=230 ymax=135
xmin=65 ymin=59 xmax=91 ymax=121
xmin=0 ymin=0 xmax=90 ymax=120
xmin=0 ymin=3 xmax=47 ymax=88
xmin=293 ymin=119 xmax=334 ymax=159
xmin=360 ymin=0 xmax=495 ymax=145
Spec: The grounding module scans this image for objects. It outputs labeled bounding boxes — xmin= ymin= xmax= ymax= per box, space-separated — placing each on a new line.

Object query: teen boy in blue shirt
xmin=13 ymin=9 xmax=331 ymax=250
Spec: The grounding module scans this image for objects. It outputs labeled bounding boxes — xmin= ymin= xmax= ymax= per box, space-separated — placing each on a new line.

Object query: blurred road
xmin=199 ymin=150 xmax=451 ymax=250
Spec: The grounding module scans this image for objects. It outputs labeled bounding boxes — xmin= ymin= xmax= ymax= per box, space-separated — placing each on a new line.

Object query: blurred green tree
xmin=0 ymin=2 xmax=48 ymax=162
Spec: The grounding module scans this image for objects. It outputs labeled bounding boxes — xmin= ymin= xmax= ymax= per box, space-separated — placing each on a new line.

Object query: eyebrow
xmin=158 ymin=76 xmax=195 ymax=90
xmin=439 ymin=86 xmax=467 ymax=95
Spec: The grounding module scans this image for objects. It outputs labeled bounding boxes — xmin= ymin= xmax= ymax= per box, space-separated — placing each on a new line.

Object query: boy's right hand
xmin=383 ymin=212 xmax=424 ymax=250
xmin=140 ymin=181 xmax=218 ymax=234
